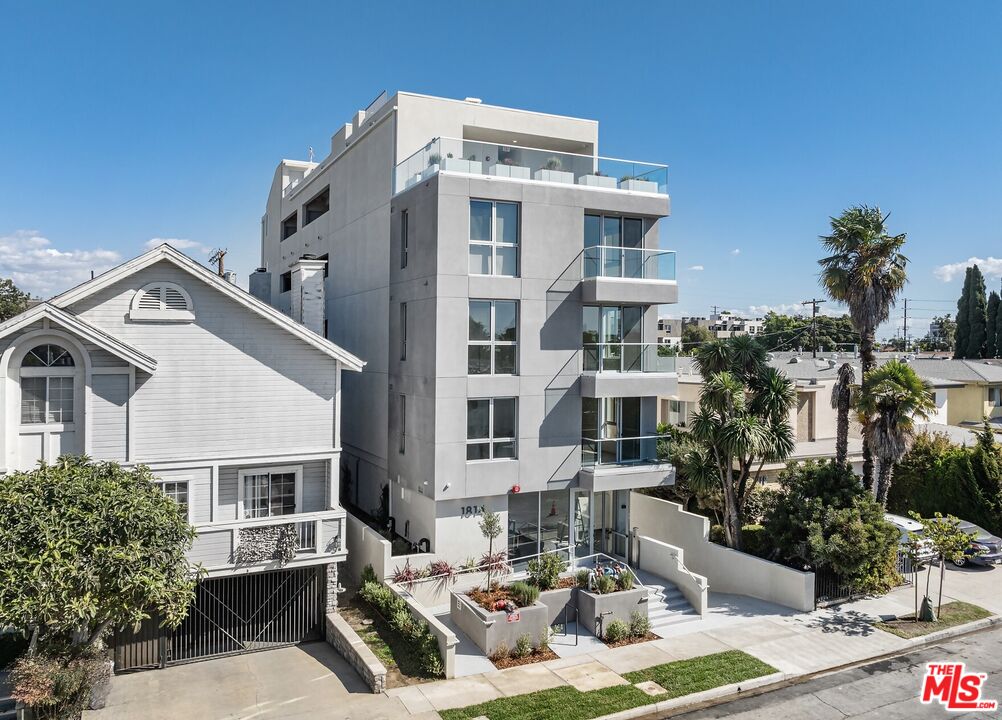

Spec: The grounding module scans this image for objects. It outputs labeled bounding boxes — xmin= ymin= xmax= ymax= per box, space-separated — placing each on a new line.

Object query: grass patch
xmin=340 ymin=600 xmax=435 ymax=683
xmin=440 ymin=650 xmax=776 ymax=720
xmin=874 ymin=601 xmax=992 ymax=639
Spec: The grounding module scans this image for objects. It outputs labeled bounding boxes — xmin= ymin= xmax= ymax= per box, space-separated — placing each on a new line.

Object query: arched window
xmin=19 ymin=344 xmax=76 ymax=424
xmin=130 ymin=282 xmax=195 ymax=322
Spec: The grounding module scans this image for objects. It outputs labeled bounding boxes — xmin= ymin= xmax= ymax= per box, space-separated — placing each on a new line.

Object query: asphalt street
xmin=675 ymin=625 xmax=1002 ymax=719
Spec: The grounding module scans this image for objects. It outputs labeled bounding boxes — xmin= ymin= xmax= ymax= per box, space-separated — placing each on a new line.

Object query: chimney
xmin=249 ymin=268 xmax=271 ymax=303
xmin=290 ymin=254 xmax=327 ymax=336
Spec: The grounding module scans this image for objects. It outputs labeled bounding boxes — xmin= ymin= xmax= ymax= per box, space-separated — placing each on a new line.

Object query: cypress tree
xmin=967 ymin=264 xmax=988 ymax=358
xmin=955 ymin=267 xmax=971 ymax=359
xmin=988 ymin=291 xmax=1001 ymax=359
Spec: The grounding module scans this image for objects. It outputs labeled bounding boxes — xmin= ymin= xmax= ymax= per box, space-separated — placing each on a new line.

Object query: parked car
xmin=884 ymin=513 xmax=936 ymax=563
xmin=950 ymin=520 xmax=1002 ymax=567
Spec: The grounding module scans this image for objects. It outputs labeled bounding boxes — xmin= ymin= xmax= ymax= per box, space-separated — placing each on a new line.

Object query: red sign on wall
xmin=506 ymin=612 xmax=521 ymax=623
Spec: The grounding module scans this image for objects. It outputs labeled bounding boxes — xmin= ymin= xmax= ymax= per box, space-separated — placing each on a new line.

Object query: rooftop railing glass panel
xmin=580 ymin=434 xmax=666 ymax=466
xmin=582 ymin=343 xmax=677 ymax=373
xmin=394 ymin=137 xmax=668 ymax=195
xmin=581 ymin=246 xmax=676 ymax=281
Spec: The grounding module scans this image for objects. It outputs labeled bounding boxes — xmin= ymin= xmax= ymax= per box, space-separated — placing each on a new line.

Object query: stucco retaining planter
xmin=578 ymin=586 xmax=648 ymax=638
xmin=450 ymin=592 xmax=549 ymax=657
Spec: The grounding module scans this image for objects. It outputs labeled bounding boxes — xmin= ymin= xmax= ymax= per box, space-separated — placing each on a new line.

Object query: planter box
xmin=450 ymin=592 xmax=549 ymax=657
xmin=420 ymin=163 xmax=440 ymax=181
xmin=577 ymin=586 xmax=648 ymax=638
xmin=537 ymin=586 xmax=575 ymax=625
xmin=578 ymin=174 xmax=617 ymax=189
xmin=442 ymin=158 xmax=483 ymax=174
xmin=489 ymin=163 xmax=531 ymax=179
xmin=533 ymin=168 xmax=574 ymax=184
xmin=619 ymin=178 xmax=659 ymax=193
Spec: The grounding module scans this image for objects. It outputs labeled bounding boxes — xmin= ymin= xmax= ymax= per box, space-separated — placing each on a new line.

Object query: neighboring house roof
xmin=919 ymin=422 xmax=979 ymax=445
xmin=49 ymin=244 xmax=365 ymax=372
xmin=0 ymin=303 xmax=157 ymax=374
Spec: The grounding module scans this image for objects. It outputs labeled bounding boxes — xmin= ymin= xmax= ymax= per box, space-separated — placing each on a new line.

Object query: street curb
xmin=595 ymin=614 xmax=1001 ymax=720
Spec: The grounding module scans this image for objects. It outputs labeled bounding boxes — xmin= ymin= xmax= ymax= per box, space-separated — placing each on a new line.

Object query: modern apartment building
xmin=252 ymin=92 xmax=678 ymax=566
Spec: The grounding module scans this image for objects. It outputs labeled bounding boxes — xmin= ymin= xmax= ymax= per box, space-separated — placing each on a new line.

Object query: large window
xmin=467 ymin=398 xmax=517 ymax=461
xmin=584 ymin=214 xmax=644 ymax=278
xmin=468 ymin=300 xmax=517 ymax=374
xmin=582 ymin=305 xmax=644 ymax=371
xmin=20 ymin=344 xmax=75 ymax=424
xmin=240 ymin=467 xmax=300 ymax=519
xmin=581 ymin=397 xmax=644 ymax=465
xmin=303 ymin=186 xmax=330 ymax=226
xmin=281 ymin=212 xmax=298 ymax=240
xmin=469 ymin=200 xmax=518 ymax=276
xmin=507 ymin=490 xmax=571 ymax=564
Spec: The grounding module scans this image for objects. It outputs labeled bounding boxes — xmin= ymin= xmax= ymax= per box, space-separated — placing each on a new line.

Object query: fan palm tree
xmin=855 ymin=361 xmax=935 ymax=506
xmin=819 ymin=206 xmax=908 ymax=489
xmin=830 ymin=362 xmax=856 ymax=467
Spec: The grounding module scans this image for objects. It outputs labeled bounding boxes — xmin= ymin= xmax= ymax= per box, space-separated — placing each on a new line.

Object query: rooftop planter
xmin=489 ymin=160 xmax=530 ymax=179
xmin=442 ymin=156 xmax=483 ymax=174
xmin=533 ymin=157 xmax=574 ymax=184
xmin=619 ymin=177 xmax=659 ymax=193
xmin=578 ymin=173 xmax=617 ymax=189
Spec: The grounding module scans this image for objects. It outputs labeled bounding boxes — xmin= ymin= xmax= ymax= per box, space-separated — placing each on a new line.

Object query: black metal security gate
xmin=114 ymin=566 xmax=324 ymax=672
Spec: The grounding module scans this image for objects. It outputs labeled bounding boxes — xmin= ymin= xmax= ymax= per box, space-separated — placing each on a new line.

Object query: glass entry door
xmin=591 ymin=490 xmax=630 ymax=559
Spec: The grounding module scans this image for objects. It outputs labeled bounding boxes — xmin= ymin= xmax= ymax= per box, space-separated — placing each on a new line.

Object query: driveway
xmin=84 ymin=642 xmax=439 ymax=720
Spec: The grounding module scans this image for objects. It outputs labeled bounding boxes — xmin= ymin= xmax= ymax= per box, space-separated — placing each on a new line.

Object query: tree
xmin=477 ymin=509 xmax=503 ymax=589
xmin=831 ymin=362 xmax=855 ymax=467
xmin=918 ymin=513 xmax=977 ymax=618
xmin=759 ymin=312 xmax=857 ymax=352
xmin=922 ymin=314 xmax=956 ymax=352
xmin=855 ymin=361 xmax=936 ymax=506
xmin=680 ymin=335 xmax=796 ymax=549
xmin=819 ymin=205 xmax=908 ymax=490
xmin=0 ymin=277 xmax=30 ymax=322
xmin=988 ymin=291 xmax=1000 ymax=358
xmin=0 ymin=457 xmax=197 ymax=646
xmin=955 ymin=268 xmax=972 ymax=358
xmin=681 ymin=323 xmax=714 ymax=352
xmin=966 ymin=265 xmax=988 ymax=358
xmin=764 ymin=461 xmax=899 ymax=594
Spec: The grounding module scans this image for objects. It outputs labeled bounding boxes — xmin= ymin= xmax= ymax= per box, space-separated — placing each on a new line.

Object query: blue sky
xmin=2 ymin=1 xmax=1001 ymax=339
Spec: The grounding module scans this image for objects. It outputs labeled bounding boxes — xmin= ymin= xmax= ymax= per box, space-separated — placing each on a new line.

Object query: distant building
xmin=657 ymin=317 xmax=681 ymax=347
xmin=678 ymin=312 xmax=764 ymax=340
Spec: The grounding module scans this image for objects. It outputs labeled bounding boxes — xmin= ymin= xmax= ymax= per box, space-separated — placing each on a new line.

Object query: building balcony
xmin=580 ymin=343 xmax=678 ymax=398
xmin=394 ymin=137 xmax=668 ymax=196
xmin=189 ymin=509 xmax=347 ymax=577
xmin=579 ymin=246 xmax=678 ymax=305
xmin=578 ymin=435 xmax=674 ymax=492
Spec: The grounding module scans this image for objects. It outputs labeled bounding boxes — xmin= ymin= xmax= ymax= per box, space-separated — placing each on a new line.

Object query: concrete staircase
xmin=645 ymin=578 xmax=700 ymax=633
xmin=0 ymin=680 xmax=15 ymax=720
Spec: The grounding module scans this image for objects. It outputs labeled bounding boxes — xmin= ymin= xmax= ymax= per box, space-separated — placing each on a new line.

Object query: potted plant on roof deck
xmin=578 ymin=167 xmax=617 ymax=189
xmin=533 ymin=156 xmax=574 ymax=184
xmin=619 ymin=174 xmax=660 ymax=192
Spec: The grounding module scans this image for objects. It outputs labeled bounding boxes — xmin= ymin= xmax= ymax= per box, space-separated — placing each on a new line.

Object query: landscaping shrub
xmin=616 ymin=570 xmax=635 ymax=591
xmin=508 ymin=581 xmax=540 ymax=608
xmin=604 ymin=619 xmax=629 ymax=642
xmin=740 ymin=524 xmax=769 ymax=559
xmin=629 ymin=611 xmax=651 ymax=638
xmin=709 ymin=524 xmax=726 ymax=545
xmin=491 ymin=641 xmax=510 ymax=662
xmin=526 ymin=553 xmax=566 ymax=591
xmin=594 ymin=574 xmax=616 ymax=595
xmin=538 ymin=630 xmax=550 ymax=653
xmin=392 ymin=561 xmax=419 ymax=586
xmin=360 ymin=563 xmax=379 ymax=587
xmin=358 ymin=581 xmax=444 ymax=677
xmin=575 ymin=569 xmax=591 ymax=588
xmin=514 ymin=634 xmax=532 ymax=659
xmin=10 ymin=649 xmax=107 ymax=718
xmin=428 ymin=559 xmax=457 ymax=581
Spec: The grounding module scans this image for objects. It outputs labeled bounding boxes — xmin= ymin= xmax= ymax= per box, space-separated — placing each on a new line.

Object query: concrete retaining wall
xmin=344 ymin=513 xmax=435 ymax=586
xmin=578 ymin=587 xmax=648 ymax=638
xmin=391 ymin=584 xmax=459 ymax=678
xmin=636 ymin=536 xmax=708 ymax=615
xmin=324 ymin=613 xmax=387 ymax=694
xmin=630 ymin=493 xmax=815 ymax=612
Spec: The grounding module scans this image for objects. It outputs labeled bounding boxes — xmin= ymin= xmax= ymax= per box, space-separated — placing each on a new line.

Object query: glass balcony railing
xmin=581 ymin=434 xmax=667 ymax=466
xmin=582 ymin=343 xmax=677 ymax=373
xmin=394 ymin=137 xmax=668 ymax=195
xmin=582 ymin=245 xmax=676 ymax=281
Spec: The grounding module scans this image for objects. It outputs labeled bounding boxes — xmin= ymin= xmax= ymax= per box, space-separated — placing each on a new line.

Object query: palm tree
xmin=855 ymin=361 xmax=936 ymax=506
xmin=683 ymin=338 xmax=796 ymax=549
xmin=819 ymin=206 xmax=908 ymax=489
xmin=830 ymin=362 xmax=856 ymax=467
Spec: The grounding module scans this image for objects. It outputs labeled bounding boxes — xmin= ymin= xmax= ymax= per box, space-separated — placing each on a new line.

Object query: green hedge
xmin=358 ymin=581 xmax=443 ymax=676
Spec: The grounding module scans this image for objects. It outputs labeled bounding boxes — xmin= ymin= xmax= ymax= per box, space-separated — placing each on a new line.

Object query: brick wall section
xmin=324 ymin=612 xmax=387 ymax=694
xmin=325 ymin=562 xmax=339 ymax=613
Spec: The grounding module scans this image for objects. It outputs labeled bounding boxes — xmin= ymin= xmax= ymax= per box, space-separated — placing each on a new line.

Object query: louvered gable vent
xmin=129 ymin=282 xmax=195 ymax=322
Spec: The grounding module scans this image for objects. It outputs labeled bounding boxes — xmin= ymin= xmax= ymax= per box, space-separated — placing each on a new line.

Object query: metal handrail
xmin=580 ymin=433 xmax=667 ymax=442
xmin=670 ymin=550 xmax=706 ymax=589
xmin=571 ymin=551 xmax=652 ymax=597
xmin=424 ymin=136 xmax=669 ymax=172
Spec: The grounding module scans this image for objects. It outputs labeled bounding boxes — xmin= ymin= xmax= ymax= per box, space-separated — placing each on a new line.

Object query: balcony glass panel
xmin=581 ymin=247 xmax=676 ymax=281
xmin=581 ymin=344 xmax=677 ymax=373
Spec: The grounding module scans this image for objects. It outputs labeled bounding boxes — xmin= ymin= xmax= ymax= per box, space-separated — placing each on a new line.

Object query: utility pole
xmin=903 ymin=298 xmax=909 ymax=353
xmin=802 ymin=298 xmax=826 ymax=358
xmin=209 ymin=248 xmax=228 ymax=277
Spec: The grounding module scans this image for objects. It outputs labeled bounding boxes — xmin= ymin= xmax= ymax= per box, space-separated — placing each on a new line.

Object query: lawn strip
xmin=874 ymin=601 xmax=992 ymax=639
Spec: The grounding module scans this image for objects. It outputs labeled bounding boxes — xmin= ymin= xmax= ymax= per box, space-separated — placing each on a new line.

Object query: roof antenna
xmin=209 ymin=248 xmax=228 ymax=277
xmin=308 ymin=146 xmax=315 ymax=162
xmin=91 ymin=270 xmax=95 ymax=279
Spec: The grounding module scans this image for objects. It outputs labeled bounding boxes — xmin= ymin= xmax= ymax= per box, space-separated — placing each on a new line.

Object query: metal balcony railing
xmin=581 ymin=434 xmax=667 ymax=466
xmin=581 ymin=245 xmax=676 ymax=281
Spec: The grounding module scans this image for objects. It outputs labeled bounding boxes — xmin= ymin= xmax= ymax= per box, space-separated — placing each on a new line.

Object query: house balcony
xmin=578 ymin=435 xmax=675 ymax=492
xmin=189 ymin=509 xmax=347 ymax=577
xmin=580 ymin=343 xmax=678 ymax=398
xmin=579 ymin=246 xmax=678 ymax=305
xmin=394 ymin=137 xmax=668 ymax=196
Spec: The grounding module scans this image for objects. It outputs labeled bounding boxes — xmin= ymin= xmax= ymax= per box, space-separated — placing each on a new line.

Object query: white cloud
xmin=933 ymin=256 xmax=1002 ymax=282
xmin=688 ymin=264 xmax=704 ymax=271
xmin=0 ymin=230 xmax=121 ymax=298
xmin=730 ymin=248 xmax=741 ymax=255
xmin=144 ymin=237 xmax=213 ymax=255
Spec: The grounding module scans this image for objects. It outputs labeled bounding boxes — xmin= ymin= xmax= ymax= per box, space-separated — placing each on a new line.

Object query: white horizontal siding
xmin=149 ymin=466 xmax=212 ymax=524
xmin=89 ymin=374 xmax=128 ymax=461
xmin=189 ymin=529 xmax=233 ymax=567
xmin=67 ymin=261 xmax=338 ymax=461
xmin=217 ymin=459 xmax=328 ymax=521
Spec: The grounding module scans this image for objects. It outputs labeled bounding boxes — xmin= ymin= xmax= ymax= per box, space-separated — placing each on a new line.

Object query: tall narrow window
xmin=400 ymin=210 xmax=409 ymax=269
xmin=399 ymin=394 xmax=407 ymax=454
xmin=303 ymin=186 xmax=330 ymax=226
xmin=468 ymin=300 xmax=517 ymax=374
xmin=19 ymin=344 xmax=75 ymax=424
xmin=280 ymin=272 xmax=292 ymax=293
xmin=160 ymin=481 xmax=189 ymax=517
xmin=469 ymin=200 xmax=519 ymax=277
xmin=467 ymin=398 xmax=517 ymax=461
xmin=400 ymin=303 xmax=408 ymax=360
xmin=281 ymin=212 xmax=298 ymax=240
